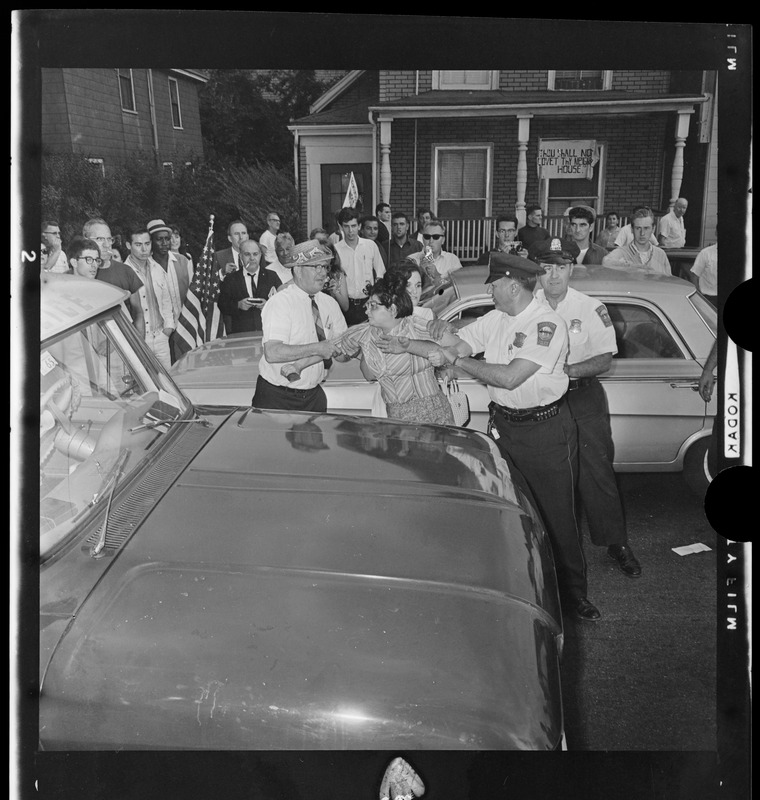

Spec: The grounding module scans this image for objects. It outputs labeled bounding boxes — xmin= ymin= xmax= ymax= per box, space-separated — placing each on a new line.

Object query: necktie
xmin=311 ymin=295 xmax=332 ymax=369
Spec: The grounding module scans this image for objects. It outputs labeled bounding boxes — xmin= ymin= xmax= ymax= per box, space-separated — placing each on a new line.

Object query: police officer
xmin=532 ymin=237 xmax=642 ymax=578
xmin=423 ymin=251 xmax=601 ymax=621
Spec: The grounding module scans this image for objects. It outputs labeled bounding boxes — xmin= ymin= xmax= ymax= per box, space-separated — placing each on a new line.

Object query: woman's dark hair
xmin=393 ymin=259 xmax=424 ymax=284
xmin=368 ymin=271 xmax=413 ymax=319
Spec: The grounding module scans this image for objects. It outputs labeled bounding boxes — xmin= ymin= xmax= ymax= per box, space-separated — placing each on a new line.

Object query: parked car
xmin=38 ymin=273 xmax=565 ymax=750
xmin=171 ymin=266 xmax=717 ymax=494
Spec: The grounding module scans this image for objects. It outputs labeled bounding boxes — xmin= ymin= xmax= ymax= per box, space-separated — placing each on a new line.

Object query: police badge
xmin=513 ymin=331 xmax=527 ymax=348
xmin=536 ymin=321 xmax=557 ymax=346
xmin=569 ymin=319 xmax=583 ymax=334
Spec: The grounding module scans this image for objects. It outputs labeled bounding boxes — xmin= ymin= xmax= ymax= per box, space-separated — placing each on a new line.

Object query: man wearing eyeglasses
xmin=477 ymin=215 xmax=527 ymax=264
xmin=259 ymin=212 xmax=281 ymax=264
xmin=252 ymin=239 xmax=347 ymax=412
xmin=66 ymin=238 xmax=103 ymax=279
xmin=406 ymin=219 xmax=463 ymax=291
xmin=84 ymin=218 xmax=145 ymax=337
xmin=41 ymin=220 xmax=69 ymax=273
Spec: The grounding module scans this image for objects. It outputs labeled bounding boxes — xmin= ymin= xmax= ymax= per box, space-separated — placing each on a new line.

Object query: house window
xmin=434 ymin=145 xmax=492 ymax=219
xmin=168 ymin=77 xmax=183 ymax=128
xmin=117 ymin=68 xmax=136 ymax=112
xmin=540 ymin=142 xmax=606 ymax=224
xmin=87 ymin=158 xmax=105 ymax=177
xmin=432 ymin=71 xmax=499 ymax=91
xmin=548 ymin=70 xmax=612 ymax=91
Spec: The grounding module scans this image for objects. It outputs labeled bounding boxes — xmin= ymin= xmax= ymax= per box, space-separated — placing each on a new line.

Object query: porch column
xmin=516 ymin=115 xmax=532 ymax=226
xmin=379 ymin=118 xmax=392 ymax=205
xmin=669 ymin=109 xmax=694 ymax=209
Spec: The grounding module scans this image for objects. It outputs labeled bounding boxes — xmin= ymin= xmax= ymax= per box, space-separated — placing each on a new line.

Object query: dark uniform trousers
xmin=490 ymin=402 xmax=588 ymax=602
xmin=251 ymin=375 xmax=328 ymax=413
xmin=565 ymin=377 xmax=627 ymax=547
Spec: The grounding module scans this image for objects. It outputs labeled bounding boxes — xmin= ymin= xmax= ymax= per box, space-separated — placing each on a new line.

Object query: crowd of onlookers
xmin=40 ymin=196 xmax=716 ymax=371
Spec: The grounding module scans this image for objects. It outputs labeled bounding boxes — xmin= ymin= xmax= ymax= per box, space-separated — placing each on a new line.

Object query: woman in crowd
xmin=596 ymin=211 xmax=621 ymax=250
xmin=169 ymin=223 xmax=194 ymax=270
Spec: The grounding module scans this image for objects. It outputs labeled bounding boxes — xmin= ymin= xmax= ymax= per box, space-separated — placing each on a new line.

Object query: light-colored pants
xmin=145 ymin=329 xmax=171 ymax=370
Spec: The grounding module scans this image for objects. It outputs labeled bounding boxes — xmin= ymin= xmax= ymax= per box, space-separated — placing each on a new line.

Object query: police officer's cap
xmin=527 ymin=237 xmax=580 ymax=265
xmin=484 ymin=251 xmax=544 ymax=284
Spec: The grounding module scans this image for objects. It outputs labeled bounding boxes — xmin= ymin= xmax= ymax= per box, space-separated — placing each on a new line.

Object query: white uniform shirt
xmin=457 ymin=299 xmax=569 ymax=409
xmin=535 ymin=286 xmax=617 ymax=364
xmin=657 ymin=210 xmax=686 ymax=249
xmin=690 ymin=243 xmax=717 ymax=296
xmin=334 ymin=238 xmax=385 ymax=299
xmin=259 ymin=282 xmax=348 ymax=389
xmin=259 ymin=229 xmax=277 ymax=263
xmin=124 ymin=254 xmax=175 ymax=333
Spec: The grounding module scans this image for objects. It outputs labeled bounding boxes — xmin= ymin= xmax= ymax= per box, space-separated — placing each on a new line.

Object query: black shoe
xmin=607 ymin=544 xmax=642 ymax=578
xmin=574 ymin=597 xmax=601 ymax=621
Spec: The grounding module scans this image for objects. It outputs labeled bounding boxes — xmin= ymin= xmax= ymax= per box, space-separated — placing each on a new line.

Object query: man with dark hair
xmin=388 ymin=212 xmax=423 ymax=269
xmin=66 ymin=237 xmax=102 ymax=278
xmin=414 ymin=208 xmax=433 ymax=243
xmin=375 ymin=202 xmax=392 ymax=239
xmin=333 ymin=207 xmax=385 ymax=325
xmin=516 ymin=204 xmax=551 ymax=249
xmin=398 ymin=248 xmax=601 ymax=621
xmin=566 ymin=206 xmax=607 ymax=266
xmin=123 ymin=225 xmax=176 ymax=369
xmin=534 ymin=236 xmax=642 ymax=579
xmin=42 ymin=220 xmax=68 ymax=273
xmin=477 ymin=214 xmax=526 ymax=264
xmin=360 ymin=215 xmax=389 ymax=269
xmin=84 ymin=217 xmax=144 ymax=335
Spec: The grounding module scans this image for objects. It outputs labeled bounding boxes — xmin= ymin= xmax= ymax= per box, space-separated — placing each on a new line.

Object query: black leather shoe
xmin=607 ymin=544 xmax=642 ymax=578
xmin=574 ymin=597 xmax=601 ymax=621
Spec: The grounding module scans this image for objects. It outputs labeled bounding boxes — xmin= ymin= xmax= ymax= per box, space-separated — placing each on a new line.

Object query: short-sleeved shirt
xmin=334 ymin=238 xmax=386 ymax=299
xmin=259 ymin=282 xmax=347 ymax=389
xmin=95 ymin=259 xmax=143 ymax=293
xmin=259 ymin=229 xmax=277 ymax=263
xmin=690 ymin=243 xmax=717 ymax=296
xmin=406 ymin=249 xmax=463 ymax=278
xmin=535 ymin=286 xmax=617 ymax=364
xmin=335 ymin=315 xmax=443 ymax=405
xmin=657 ymin=211 xmax=686 ymax=249
xmin=456 ymin=299 xmax=569 ymax=409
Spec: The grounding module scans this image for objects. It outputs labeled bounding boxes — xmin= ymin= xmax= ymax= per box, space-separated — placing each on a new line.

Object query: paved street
xmin=561 ymin=471 xmax=717 ymax=751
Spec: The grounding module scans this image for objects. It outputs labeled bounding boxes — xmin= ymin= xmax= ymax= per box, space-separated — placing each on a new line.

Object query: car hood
xmin=40 ymin=409 xmax=562 ymax=750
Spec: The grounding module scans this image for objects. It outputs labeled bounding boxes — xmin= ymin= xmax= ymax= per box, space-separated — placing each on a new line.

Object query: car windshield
xmin=40 ymin=308 xmax=191 ymax=558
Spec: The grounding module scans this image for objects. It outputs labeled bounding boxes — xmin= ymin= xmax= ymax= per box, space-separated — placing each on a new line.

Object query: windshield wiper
xmin=88 ymin=449 xmax=130 ymax=559
xmin=128 ymin=416 xmax=210 ymax=433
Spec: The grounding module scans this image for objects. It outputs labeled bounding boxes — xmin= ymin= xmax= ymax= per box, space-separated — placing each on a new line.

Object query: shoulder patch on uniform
xmin=595 ymin=304 xmax=612 ymax=327
xmin=536 ymin=320 xmax=557 ymax=346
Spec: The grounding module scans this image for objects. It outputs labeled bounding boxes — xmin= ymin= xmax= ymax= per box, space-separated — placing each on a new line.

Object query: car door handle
xmin=669 ymin=382 xmax=700 ymax=390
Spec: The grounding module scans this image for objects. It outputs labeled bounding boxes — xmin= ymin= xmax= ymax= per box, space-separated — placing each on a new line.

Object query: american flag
xmin=175 ymin=215 xmax=224 ymax=358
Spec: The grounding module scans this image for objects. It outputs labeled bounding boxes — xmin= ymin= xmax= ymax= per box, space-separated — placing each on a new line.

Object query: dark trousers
xmin=251 ymin=375 xmax=327 ymax=413
xmin=565 ymin=378 xmax=627 ymax=547
xmin=344 ymin=298 xmax=368 ymax=326
xmin=490 ymin=403 xmax=587 ymax=602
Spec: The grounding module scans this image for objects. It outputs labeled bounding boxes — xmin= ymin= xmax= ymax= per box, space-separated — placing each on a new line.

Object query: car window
xmin=448 ymin=302 xmax=493 ymax=331
xmin=606 ymin=303 xmax=684 ymax=359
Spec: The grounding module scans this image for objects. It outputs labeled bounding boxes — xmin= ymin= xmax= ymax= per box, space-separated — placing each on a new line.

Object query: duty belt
xmin=492 ymin=399 xmax=561 ymax=423
xmin=568 ymin=377 xmax=594 ymax=391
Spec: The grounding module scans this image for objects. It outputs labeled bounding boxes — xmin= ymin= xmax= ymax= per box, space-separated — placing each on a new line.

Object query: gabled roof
xmin=309 ymin=69 xmax=365 ymax=114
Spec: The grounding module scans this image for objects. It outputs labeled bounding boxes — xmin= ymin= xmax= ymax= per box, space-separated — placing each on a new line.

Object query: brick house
xmin=41 ymin=68 xmax=207 ymax=173
xmin=288 ymin=70 xmax=718 ymax=261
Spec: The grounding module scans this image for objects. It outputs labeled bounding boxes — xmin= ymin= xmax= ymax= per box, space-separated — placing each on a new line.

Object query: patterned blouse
xmin=335 ymin=315 xmax=443 ymax=405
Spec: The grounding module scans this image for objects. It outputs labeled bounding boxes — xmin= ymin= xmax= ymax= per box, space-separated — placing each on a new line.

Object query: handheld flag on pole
xmin=342 ymin=171 xmax=359 ymax=208
xmin=175 ymin=214 xmax=224 ymax=358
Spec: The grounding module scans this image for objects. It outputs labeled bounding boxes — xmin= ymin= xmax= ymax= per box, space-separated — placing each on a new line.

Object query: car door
xmin=594 ymin=297 xmax=715 ymax=468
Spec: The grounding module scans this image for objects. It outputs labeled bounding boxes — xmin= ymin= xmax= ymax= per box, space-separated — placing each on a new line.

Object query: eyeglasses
xmin=78 ymin=256 xmax=104 ymax=266
xmin=40 ymin=248 xmax=49 ymax=256
xmin=422 ymin=234 xmax=443 ymax=241
xmin=94 ymin=236 xmax=114 ymax=244
xmin=300 ymin=263 xmax=329 ymax=273
xmin=43 ymin=229 xmax=61 ymax=238
xmin=366 ymin=301 xmax=386 ymax=311
xmin=497 ymin=228 xmax=516 ymax=235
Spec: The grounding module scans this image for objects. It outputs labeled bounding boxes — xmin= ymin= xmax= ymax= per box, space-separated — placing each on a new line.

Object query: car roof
xmin=452 ymin=264 xmax=698 ymax=299
xmin=41 ymin=273 xmax=129 ymax=341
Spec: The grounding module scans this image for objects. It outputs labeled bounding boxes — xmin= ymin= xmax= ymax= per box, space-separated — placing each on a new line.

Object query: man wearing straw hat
xmin=252 ymin=240 xmax=347 ymax=413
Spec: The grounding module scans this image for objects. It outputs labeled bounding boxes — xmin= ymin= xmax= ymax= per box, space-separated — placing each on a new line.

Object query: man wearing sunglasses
xmin=406 ymin=219 xmax=463 ymax=291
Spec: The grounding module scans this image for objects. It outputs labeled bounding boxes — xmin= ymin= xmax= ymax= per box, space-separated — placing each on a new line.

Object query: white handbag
xmin=443 ymin=376 xmax=470 ymax=426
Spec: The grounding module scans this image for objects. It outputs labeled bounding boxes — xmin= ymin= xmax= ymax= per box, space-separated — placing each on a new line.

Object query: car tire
xmin=683 ymin=434 xmax=717 ymax=496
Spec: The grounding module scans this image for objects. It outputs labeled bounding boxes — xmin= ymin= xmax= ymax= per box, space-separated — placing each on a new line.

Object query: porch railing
xmin=441 ymin=215 xmax=642 ymax=263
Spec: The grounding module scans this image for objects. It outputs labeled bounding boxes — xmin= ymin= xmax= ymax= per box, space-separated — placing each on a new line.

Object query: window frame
xmin=433 ymin=143 xmax=493 ymax=219
xmin=116 ymin=68 xmax=137 ymax=113
xmin=168 ymin=76 xmax=183 ymax=129
xmin=547 ymin=70 xmax=613 ymax=91
xmin=432 ymin=70 xmax=499 ymax=91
